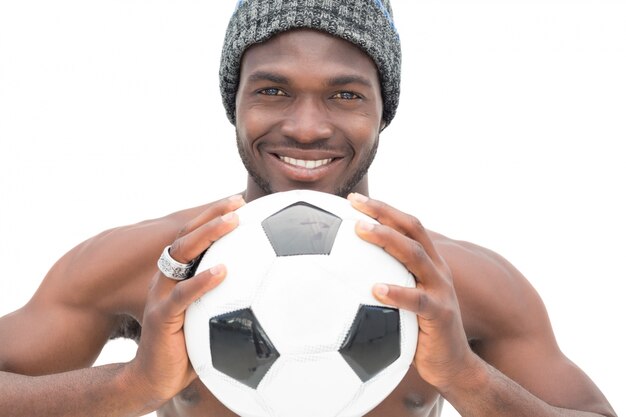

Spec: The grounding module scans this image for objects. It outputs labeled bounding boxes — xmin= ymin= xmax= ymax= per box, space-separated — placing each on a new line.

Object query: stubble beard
xmin=236 ymin=130 xmax=379 ymax=198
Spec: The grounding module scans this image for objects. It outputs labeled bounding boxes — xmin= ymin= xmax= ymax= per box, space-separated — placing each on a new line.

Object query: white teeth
xmin=280 ymin=156 xmax=332 ymax=169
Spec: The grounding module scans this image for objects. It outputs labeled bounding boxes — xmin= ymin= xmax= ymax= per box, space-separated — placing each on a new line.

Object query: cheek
xmin=236 ymin=105 xmax=276 ymax=147
xmin=235 ymin=114 xmax=257 ymax=150
xmin=338 ymin=117 xmax=380 ymax=151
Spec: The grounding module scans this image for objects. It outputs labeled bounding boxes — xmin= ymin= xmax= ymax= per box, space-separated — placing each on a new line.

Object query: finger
xmin=355 ymin=220 xmax=441 ymax=287
xmin=169 ymin=211 xmax=239 ymax=264
xmin=162 ymin=264 xmax=227 ymax=319
xmin=372 ymin=283 xmax=438 ymax=320
xmin=348 ymin=193 xmax=443 ymax=265
xmin=177 ymin=194 xmax=245 ymax=238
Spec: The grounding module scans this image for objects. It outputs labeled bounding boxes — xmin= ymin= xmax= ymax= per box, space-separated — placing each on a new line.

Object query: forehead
xmin=240 ymin=29 xmax=380 ymax=84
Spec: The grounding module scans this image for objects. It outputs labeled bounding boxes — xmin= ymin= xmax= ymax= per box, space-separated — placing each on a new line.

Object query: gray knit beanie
xmin=220 ymin=0 xmax=401 ymax=127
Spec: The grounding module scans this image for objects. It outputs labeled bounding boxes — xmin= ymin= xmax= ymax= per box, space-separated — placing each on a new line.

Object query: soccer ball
xmin=184 ymin=190 xmax=418 ymax=417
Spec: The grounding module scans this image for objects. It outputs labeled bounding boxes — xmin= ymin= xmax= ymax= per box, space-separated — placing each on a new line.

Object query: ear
xmin=379 ymin=119 xmax=387 ymax=132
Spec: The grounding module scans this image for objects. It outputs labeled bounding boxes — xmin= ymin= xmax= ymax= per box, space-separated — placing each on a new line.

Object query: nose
xmin=279 ymin=96 xmax=334 ymax=144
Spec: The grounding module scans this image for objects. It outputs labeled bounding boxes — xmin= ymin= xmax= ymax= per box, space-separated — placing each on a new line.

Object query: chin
xmin=263 ymin=182 xmax=341 ymax=199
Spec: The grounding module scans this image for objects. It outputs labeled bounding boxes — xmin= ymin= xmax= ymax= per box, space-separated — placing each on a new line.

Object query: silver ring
xmin=157 ymin=245 xmax=196 ymax=281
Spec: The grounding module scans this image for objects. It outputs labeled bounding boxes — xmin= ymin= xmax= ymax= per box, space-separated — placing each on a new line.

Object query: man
xmin=0 ymin=0 xmax=617 ymax=416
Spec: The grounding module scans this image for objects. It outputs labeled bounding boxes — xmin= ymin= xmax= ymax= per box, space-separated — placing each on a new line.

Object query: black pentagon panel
xmin=262 ymin=201 xmax=342 ymax=256
xmin=339 ymin=305 xmax=401 ymax=382
xmin=209 ymin=308 xmax=279 ymax=389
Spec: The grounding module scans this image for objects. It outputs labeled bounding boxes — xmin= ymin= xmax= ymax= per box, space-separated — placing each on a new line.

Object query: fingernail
xmin=221 ymin=212 xmax=237 ymax=222
xmin=229 ymin=194 xmax=245 ymax=203
xmin=373 ymin=283 xmax=389 ymax=297
xmin=210 ymin=264 xmax=224 ymax=275
xmin=356 ymin=220 xmax=375 ymax=232
xmin=349 ymin=192 xmax=368 ymax=203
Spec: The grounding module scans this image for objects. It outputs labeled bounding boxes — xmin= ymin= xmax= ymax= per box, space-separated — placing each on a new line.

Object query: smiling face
xmin=235 ymin=29 xmax=385 ymax=201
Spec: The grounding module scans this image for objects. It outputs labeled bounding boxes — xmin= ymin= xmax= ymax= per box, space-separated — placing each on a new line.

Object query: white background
xmin=0 ymin=1 xmax=624 ymax=416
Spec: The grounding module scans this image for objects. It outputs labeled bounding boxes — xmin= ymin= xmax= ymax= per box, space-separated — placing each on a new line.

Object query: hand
xmin=127 ymin=195 xmax=245 ymax=407
xmin=348 ymin=193 xmax=480 ymax=394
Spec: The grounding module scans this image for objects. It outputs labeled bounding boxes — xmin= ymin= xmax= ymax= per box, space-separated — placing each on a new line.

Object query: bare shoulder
xmin=428 ymin=231 xmax=552 ymax=344
xmin=0 ymin=203 xmax=217 ymax=374
xmin=426 ymin=233 xmax=616 ymax=415
xmin=31 ymin=202 xmax=216 ymax=319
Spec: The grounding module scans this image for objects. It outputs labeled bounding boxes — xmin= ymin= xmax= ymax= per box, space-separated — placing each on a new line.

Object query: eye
xmin=259 ymin=88 xmax=287 ymax=96
xmin=331 ymin=91 xmax=361 ymax=100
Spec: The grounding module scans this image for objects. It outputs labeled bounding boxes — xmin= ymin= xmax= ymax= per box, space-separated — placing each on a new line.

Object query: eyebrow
xmin=247 ymin=71 xmax=290 ymax=85
xmin=246 ymin=71 xmax=374 ymax=89
xmin=326 ymin=75 xmax=374 ymax=88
